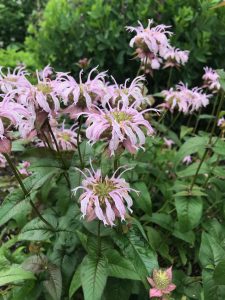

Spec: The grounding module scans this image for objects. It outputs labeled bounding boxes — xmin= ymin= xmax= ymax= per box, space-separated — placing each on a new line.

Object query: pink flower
xmin=163 ymin=138 xmax=174 ymax=149
xmin=127 ymin=19 xmax=172 ymax=58
xmin=56 ymin=67 xmax=107 ymax=117
xmin=163 ymin=47 xmax=189 ymax=68
xmin=103 ymin=76 xmax=149 ymax=108
xmin=14 ymin=66 xmax=61 ymax=114
xmin=18 ymin=161 xmax=32 ymax=177
xmin=83 ymin=101 xmax=155 ymax=156
xmin=218 ymin=117 xmax=225 ymax=129
xmin=162 ymin=83 xmax=211 ymax=114
xmin=147 ymin=266 xmax=176 ymax=299
xmin=0 ymin=66 xmax=30 ymax=94
xmin=202 ymin=67 xmax=220 ymax=92
xmin=73 ymin=164 xmax=138 ymax=226
xmin=51 ymin=121 xmax=78 ymax=151
xmin=182 ymin=155 xmax=192 ymax=165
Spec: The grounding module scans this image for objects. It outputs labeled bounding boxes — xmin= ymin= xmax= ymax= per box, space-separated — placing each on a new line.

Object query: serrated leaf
xmin=18 ymin=216 xmax=57 ymax=241
xmin=175 ymin=196 xmax=203 ymax=232
xmin=43 ymin=264 xmax=62 ymax=300
xmin=80 ymin=255 xmax=108 ymax=300
xmin=105 ymin=249 xmax=140 ymax=280
xmin=175 ymin=136 xmax=208 ymax=166
xmin=132 ymin=182 xmax=151 ymax=215
xmin=176 ymin=162 xmax=209 ymax=177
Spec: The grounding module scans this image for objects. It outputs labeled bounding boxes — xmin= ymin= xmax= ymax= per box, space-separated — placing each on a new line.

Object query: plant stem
xmin=168 ymin=112 xmax=180 ymax=130
xmin=3 ymin=153 xmax=54 ymax=230
xmin=46 ymin=121 xmax=71 ymax=189
xmin=193 ymin=108 xmax=202 ymax=134
xmin=167 ymin=68 xmax=173 ymax=88
xmin=206 ymin=93 xmax=219 ymax=132
xmin=97 ymin=221 xmax=101 ymax=257
xmin=189 ymin=91 xmax=224 ymax=191
xmin=77 ymin=116 xmax=84 ymax=169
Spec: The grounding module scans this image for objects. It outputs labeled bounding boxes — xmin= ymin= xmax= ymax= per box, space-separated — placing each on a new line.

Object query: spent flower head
xmin=147 ymin=266 xmax=176 ymax=299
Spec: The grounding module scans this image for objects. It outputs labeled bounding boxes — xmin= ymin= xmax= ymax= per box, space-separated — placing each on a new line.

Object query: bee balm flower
xmin=163 ymin=47 xmax=189 ymax=68
xmin=202 ymin=67 xmax=220 ymax=92
xmin=147 ymin=266 xmax=176 ymax=299
xmin=73 ymin=165 xmax=138 ymax=226
xmin=84 ymin=101 xmax=155 ymax=155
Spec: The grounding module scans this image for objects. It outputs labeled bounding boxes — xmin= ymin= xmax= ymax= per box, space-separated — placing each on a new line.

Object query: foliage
xmin=25 ymin=0 xmax=225 ymax=82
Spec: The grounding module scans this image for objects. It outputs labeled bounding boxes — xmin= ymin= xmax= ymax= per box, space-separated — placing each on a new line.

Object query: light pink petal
xmin=150 ymin=288 xmax=163 ymax=298
xmin=147 ymin=277 xmax=155 ymax=287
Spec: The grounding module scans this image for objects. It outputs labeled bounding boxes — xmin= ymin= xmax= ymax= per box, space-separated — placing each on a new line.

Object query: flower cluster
xmin=162 ymin=83 xmax=211 ymax=114
xmin=126 ymin=19 xmax=189 ymax=71
xmin=202 ymin=67 xmax=220 ymax=92
xmin=73 ymin=165 xmax=138 ymax=226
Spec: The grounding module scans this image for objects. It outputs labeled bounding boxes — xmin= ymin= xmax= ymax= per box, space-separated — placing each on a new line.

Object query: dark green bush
xmin=25 ymin=0 xmax=225 ymax=82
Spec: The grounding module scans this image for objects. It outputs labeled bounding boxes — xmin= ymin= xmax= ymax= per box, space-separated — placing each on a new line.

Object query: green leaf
xmin=175 ymin=136 xmax=208 ymax=166
xmin=43 ymin=264 xmax=62 ymax=300
xmin=132 ymin=182 xmax=152 ymax=215
xmin=0 ymin=266 xmax=36 ymax=285
xmin=113 ymin=225 xmax=157 ymax=285
xmin=213 ymin=260 xmax=225 ymax=285
xmin=69 ymin=264 xmax=82 ymax=299
xmin=176 ymin=162 xmax=209 ymax=177
xmin=180 ymin=126 xmax=193 ymax=139
xmin=18 ymin=216 xmax=57 ymax=241
xmin=80 ymin=255 xmax=108 ymax=300
xmin=105 ymin=249 xmax=140 ymax=280
xmin=175 ymin=196 xmax=203 ymax=231
xmin=200 ymin=232 xmax=225 ymax=267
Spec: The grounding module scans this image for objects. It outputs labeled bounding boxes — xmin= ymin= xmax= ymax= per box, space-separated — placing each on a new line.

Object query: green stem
xmin=167 ymin=68 xmax=173 ymax=88
xmin=77 ymin=116 xmax=84 ymax=169
xmin=186 ymin=114 xmax=193 ymax=127
xmin=3 ymin=153 xmax=54 ymax=230
xmin=46 ymin=121 xmax=71 ymax=189
xmin=189 ymin=91 xmax=224 ymax=191
xmin=193 ymin=108 xmax=202 ymax=134
xmin=168 ymin=111 xmax=180 ymax=130
xmin=97 ymin=221 xmax=101 ymax=257
xmin=206 ymin=93 xmax=219 ymax=132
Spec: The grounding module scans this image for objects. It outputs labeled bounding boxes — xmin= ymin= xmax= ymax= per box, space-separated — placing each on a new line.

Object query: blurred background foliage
xmin=0 ymin=0 xmax=225 ymax=84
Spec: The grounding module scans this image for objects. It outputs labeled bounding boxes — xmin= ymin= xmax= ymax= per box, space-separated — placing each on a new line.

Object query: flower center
xmin=112 ymin=111 xmax=132 ymax=123
xmin=36 ymin=83 xmax=52 ymax=94
xmin=153 ymin=270 xmax=170 ymax=290
xmin=93 ymin=181 xmax=115 ymax=199
xmin=58 ymin=132 xmax=71 ymax=142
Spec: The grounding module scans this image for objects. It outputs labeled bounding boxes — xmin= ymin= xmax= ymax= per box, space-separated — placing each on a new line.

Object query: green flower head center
xmin=94 ymin=181 xmax=115 ymax=199
xmin=112 ymin=111 xmax=132 ymax=123
xmin=153 ymin=270 xmax=170 ymax=290
xmin=59 ymin=132 xmax=71 ymax=142
xmin=36 ymin=83 xmax=52 ymax=94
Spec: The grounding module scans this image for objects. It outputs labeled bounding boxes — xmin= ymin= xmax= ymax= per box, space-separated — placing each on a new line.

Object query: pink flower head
xmin=56 ymin=67 xmax=107 ymax=117
xmin=147 ymin=266 xmax=176 ymax=299
xmin=103 ymin=76 xmax=149 ymax=108
xmin=51 ymin=121 xmax=78 ymax=151
xmin=15 ymin=66 xmax=61 ymax=114
xmin=163 ymin=137 xmax=174 ymax=149
xmin=182 ymin=155 xmax=192 ymax=165
xmin=163 ymin=47 xmax=189 ymax=68
xmin=83 ymin=101 xmax=155 ymax=156
xmin=18 ymin=161 xmax=32 ymax=177
xmin=126 ymin=19 xmax=172 ymax=69
xmin=0 ymin=153 xmax=6 ymax=168
xmin=202 ymin=67 xmax=220 ymax=92
xmin=218 ymin=117 xmax=225 ymax=129
xmin=73 ymin=164 xmax=138 ymax=226
xmin=162 ymin=83 xmax=211 ymax=114
xmin=0 ymin=66 xmax=30 ymax=94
